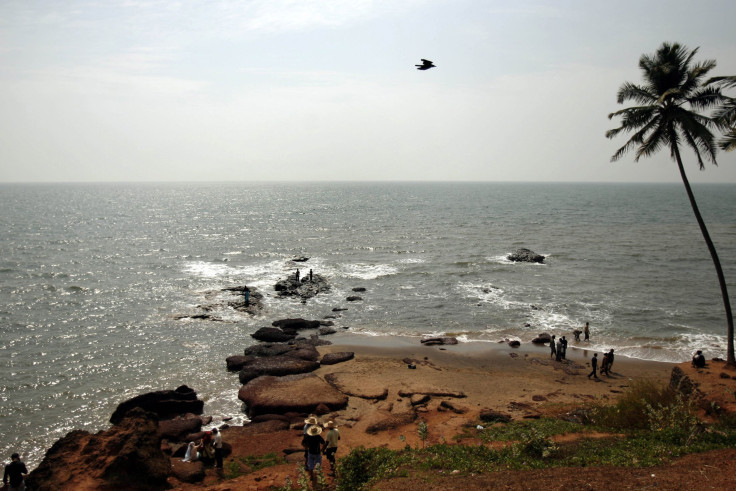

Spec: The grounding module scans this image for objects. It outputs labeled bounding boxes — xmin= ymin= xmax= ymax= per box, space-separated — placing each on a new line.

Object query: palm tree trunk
xmin=672 ymin=144 xmax=735 ymax=367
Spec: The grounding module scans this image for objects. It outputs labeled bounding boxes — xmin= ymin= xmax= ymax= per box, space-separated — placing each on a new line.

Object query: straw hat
xmin=323 ymin=421 xmax=336 ymax=429
xmin=304 ymin=416 xmax=319 ymax=425
xmin=307 ymin=425 xmax=323 ymax=436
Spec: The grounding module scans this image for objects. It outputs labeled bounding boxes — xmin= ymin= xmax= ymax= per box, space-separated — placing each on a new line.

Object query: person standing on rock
xmin=3 ymin=453 xmax=28 ymax=491
xmin=295 ymin=269 xmax=300 ymax=283
xmin=302 ymin=425 xmax=326 ymax=480
xmin=549 ymin=335 xmax=556 ymax=359
xmin=309 ymin=269 xmax=313 ymax=282
xmin=322 ymin=421 xmax=340 ymax=475
xmin=243 ymin=284 xmax=250 ymax=306
xmin=588 ymin=353 xmax=599 ymax=379
xmin=212 ymin=427 xmax=223 ymax=470
xmin=584 ymin=322 xmax=590 ymax=341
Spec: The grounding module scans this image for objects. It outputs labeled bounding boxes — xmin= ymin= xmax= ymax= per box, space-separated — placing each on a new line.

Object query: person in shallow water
xmin=584 ymin=322 xmax=590 ymax=341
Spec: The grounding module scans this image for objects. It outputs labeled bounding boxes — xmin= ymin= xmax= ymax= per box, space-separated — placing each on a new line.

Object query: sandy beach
xmin=176 ymin=334 xmax=685 ymax=490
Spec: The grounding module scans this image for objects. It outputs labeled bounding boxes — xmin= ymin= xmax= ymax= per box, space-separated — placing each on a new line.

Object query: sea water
xmin=1 ymin=181 xmax=735 ymax=467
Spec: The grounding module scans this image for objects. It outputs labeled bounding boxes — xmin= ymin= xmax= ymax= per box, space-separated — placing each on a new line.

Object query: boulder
xmin=272 ymin=318 xmax=321 ymax=331
xmin=158 ymin=416 xmax=203 ymax=441
xmin=508 ymin=340 xmax=521 ymax=348
xmin=286 ymin=347 xmax=321 ymax=362
xmin=274 ymin=275 xmax=330 ymax=299
xmin=170 ymin=460 xmax=205 ymax=484
xmin=420 ymin=336 xmax=459 ymax=346
xmin=507 ymin=248 xmax=545 ymax=263
xmin=110 ymin=386 xmax=203 ymax=425
xmin=320 ymin=352 xmax=355 ymax=365
xmin=346 ymin=296 xmax=363 ymax=302
xmin=27 ymin=408 xmax=170 ymax=491
xmin=352 ymin=287 xmax=367 ymax=292
xmin=531 ymin=333 xmax=552 ymax=344
xmin=318 ymin=326 xmax=337 ymax=336
xmin=226 ymin=355 xmax=256 ymax=371
xmin=238 ymin=373 xmax=348 ymax=417
xmin=238 ymin=356 xmax=320 ymax=384
xmin=244 ymin=343 xmax=296 ymax=358
xmin=251 ymin=327 xmax=297 ymax=342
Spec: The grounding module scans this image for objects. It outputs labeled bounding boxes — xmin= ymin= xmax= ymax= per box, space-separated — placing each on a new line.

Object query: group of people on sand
xmin=182 ymin=427 xmax=224 ymax=470
xmin=302 ymin=415 xmax=340 ymax=479
xmin=548 ymin=323 xmax=616 ymax=381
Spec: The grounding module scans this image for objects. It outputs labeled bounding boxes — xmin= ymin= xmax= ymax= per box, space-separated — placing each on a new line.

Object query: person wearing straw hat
xmin=301 ymin=424 xmax=326 ymax=477
xmin=322 ymin=421 xmax=340 ymax=475
xmin=302 ymin=416 xmax=319 ymax=466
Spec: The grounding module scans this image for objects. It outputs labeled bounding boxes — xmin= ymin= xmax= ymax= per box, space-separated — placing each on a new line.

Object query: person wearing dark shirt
xmin=588 ymin=353 xmax=599 ymax=379
xmin=692 ymin=350 xmax=706 ymax=368
xmin=4 ymin=453 xmax=28 ymax=491
xmin=301 ymin=425 xmax=326 ymax=477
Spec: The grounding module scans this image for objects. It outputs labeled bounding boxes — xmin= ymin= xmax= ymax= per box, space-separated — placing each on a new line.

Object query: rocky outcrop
xmin=272 ymin=318 xmax=321 ymax=331
xmin=420 ymin=336 xmax=459 ymax=346
xmin=274 ymin=274 xmax=330 ymax=300
xmin=109 ymin=385 xmax=203 ymax=425
xmin=226 ymin=355 xmax=256 ymax=371
xmin=324 ymin=372 xmax=388 ymax=400
xmin=238 ymin=373 xmax=348 ymax=417
xmin=238 ymin=356 xmax=320 ymax=384
xmin=320 ymin=352 xmax=355 ymax=365
xmin=158 ymin=415 xmax=203 ymax=441
xmin=532 ymin=333 xmax=552 ymax=344
xmin=251 ymin=327 xmax=297 ymax=342
xmin=27 ymin=408 xmax=170 ymax=491
xmin=507 ymin=248 xmax=545 ymax=263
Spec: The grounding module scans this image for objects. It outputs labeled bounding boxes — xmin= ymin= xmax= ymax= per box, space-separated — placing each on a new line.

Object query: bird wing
xmin=421 ymin=59 xmax=433 ymax=65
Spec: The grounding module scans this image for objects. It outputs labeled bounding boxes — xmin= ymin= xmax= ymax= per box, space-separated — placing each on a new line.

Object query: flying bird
xmin=415 ymin=59 xmax=436 ymax=70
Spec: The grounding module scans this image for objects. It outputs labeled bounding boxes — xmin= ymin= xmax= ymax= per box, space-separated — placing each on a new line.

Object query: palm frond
xmin=616 ymin=82 xmax=656 ymax=105
xmin=718 ymin=128 xmax=736 ymax=151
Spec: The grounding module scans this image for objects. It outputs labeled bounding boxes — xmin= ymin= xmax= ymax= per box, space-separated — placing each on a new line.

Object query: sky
xmin=1 ymin=0 xmax=736 ymax=183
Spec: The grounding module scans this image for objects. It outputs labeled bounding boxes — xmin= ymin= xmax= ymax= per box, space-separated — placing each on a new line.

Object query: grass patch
xmin=224 ymin=452 xmax=284 ymax=479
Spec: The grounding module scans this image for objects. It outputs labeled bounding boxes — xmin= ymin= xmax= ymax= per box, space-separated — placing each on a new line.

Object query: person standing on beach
xmin=555 ymin=337 xmax=563 ymax=362
xmin=588 ymin=353 xmax=599 ymax=379
xmin=608 ymin=349 xmax=615 ymax=372
xmin=584 ymin=322 xmax=590 ymax=341
xmin=560 ymin=336 xmax=568 ymax=360
xmin=600 ymin=352 xmax=611 ymax=377
xmin=549 ymin=335 xmax=556 ymax=359
xmin=322 ymin=421 xmax=340 ymax=475
xmin=303 ymin=416 xmax=319 ymax=466
xmin=212 ymin=427 xmax=224 ymax=470
xmin=302 ymin=425 xmax=326 ymax=481
xmin=3 ymin=453 xmax=28 ymax=491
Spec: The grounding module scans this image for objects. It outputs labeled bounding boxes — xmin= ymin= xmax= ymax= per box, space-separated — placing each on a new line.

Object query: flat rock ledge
xmin=238 ymin=373 xmax=349 ymax=417
xmin=324 ymin=372 xmax=389 ymax=400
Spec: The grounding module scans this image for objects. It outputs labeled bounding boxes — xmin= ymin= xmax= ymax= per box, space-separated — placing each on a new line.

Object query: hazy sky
xmin=1 ymin=0 xmax=735 ymax=183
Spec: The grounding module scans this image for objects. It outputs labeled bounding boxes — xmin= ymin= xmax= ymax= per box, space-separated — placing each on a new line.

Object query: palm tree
xmin=708 ymin=75 xmax=736 ymax=151
xmin=606 ymin=42 xmax=735 ymax=367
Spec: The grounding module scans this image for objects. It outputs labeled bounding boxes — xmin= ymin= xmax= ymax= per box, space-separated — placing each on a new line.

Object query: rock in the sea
xmin=238 ymin=356 xmax=320 ymax=384
xmin=274 ymin=274 xmax=330 ymax=300
xmin=238 ymin=373 xmax=348 ymax=417
xmin=27 ymin=408 xmax=171 ymax=490
xmin=420 ymin=336 xmax=459 ymax=346
xmin=318 ymin=326 xmax=337 ymax=336
xmin=508 ymin=340 xmax=521 ymax=348
xmin=226 ymin=355 xmax=256 ymax=371
xmin=251 ymin=327 xmax=297 ymax=342
xmin=244 ymin=343 xmax=297 ymax=358
xmin=531 ymin=333 xmax=552 ymax=344
xmin=320 ymin=352 xmax=355 ymax=365
xmin=272 ymin=318 xmax=321 ymax=331
xmin=507 ymin=248 xmax=545 ymax=263
xmin=346 ymin=296 xmax=363 ymax=302
xmin=110 ymin=385 xmax=203 ymax=425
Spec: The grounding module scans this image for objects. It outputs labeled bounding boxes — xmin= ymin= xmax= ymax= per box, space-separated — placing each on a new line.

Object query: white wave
xmin=397 ymin=258 xmax=426 ymax=264
xmin=338 ymin=263 xmax=398 ymax=280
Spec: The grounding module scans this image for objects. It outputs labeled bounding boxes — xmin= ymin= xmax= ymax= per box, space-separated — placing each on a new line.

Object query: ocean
xmin=1 ymin=181 xmax=735 ymax=467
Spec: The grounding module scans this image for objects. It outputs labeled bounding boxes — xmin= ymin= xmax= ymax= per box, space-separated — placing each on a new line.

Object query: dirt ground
xmin=170 ymin=340 xmax=736 ymax=490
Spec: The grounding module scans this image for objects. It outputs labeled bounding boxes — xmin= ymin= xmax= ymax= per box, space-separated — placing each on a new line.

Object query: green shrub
xmin=592 ymin=379 xmax=680 ymax=430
